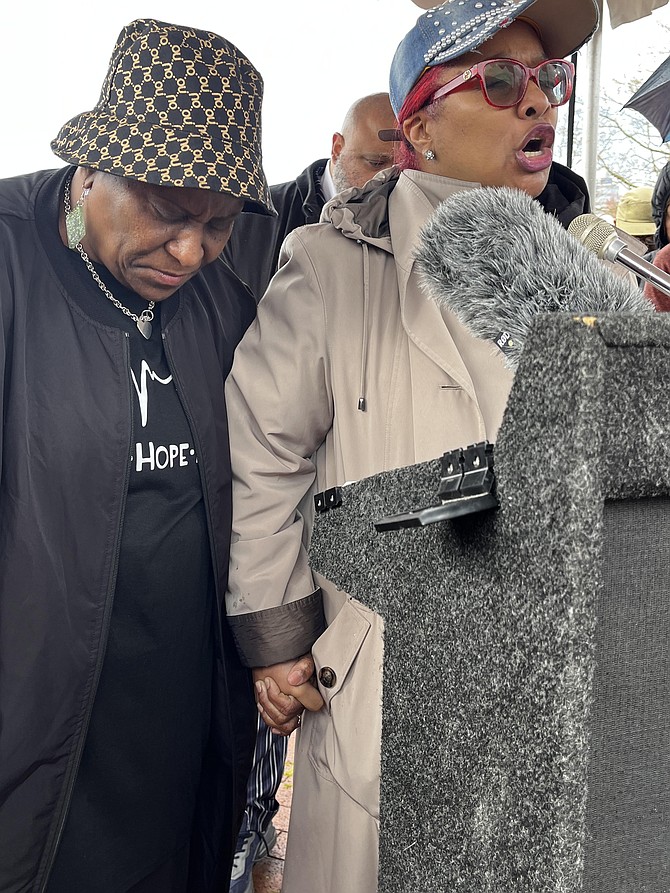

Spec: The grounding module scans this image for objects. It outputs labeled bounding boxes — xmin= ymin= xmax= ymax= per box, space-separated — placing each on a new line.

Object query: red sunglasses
xmin=429 ymin=58 xmax=575 ymax=110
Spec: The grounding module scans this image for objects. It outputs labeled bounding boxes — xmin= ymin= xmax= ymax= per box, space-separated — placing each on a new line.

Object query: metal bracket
xmin=374 ymin=441 xmax=498 ymax=531
xmin=314 ymin=486 xmax=343 ymax=514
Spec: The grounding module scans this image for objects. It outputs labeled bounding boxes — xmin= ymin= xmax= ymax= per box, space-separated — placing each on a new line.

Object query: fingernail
xmin=255 ymin=681 xmax=264 ymax=694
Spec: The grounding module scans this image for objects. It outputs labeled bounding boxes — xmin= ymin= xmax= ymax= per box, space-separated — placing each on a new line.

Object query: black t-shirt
xmin=43 ymin=182 xmax=214 ymax=892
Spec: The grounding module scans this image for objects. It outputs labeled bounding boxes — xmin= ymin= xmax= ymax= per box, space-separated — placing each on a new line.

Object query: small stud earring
xmin=424 ymin=149 xmax=436 ymax=161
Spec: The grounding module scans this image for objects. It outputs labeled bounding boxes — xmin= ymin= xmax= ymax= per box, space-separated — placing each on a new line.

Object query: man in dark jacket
xmin=0 ymin=19 xmax=274 ymax=893
xmin=651 ymin=159 xmax=670 ymax=256
xmin=224 ymin=92 xmax=397 ymax=893
xmin=223 ymin=92 xmax=397 ymax=301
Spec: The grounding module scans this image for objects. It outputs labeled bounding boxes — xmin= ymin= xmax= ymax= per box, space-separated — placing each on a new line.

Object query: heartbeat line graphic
xmin=131 ymin=360 xmax=173 ymax=428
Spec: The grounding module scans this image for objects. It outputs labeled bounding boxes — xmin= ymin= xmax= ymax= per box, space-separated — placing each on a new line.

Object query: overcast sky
xmin=3 ymin=2 xmax=669 ymax=185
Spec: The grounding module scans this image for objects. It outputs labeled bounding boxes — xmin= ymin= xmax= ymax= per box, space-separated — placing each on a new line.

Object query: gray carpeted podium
xmin=309 ymin=312 xmax=670 ymax=893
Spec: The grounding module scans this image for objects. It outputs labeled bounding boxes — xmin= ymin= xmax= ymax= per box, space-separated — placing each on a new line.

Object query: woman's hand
xmin=252 ymin=653 xmax=324 ymax=735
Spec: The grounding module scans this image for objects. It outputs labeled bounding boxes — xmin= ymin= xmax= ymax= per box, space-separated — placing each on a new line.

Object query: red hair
xmin=395 ymin=65 xmax=449 ymax=170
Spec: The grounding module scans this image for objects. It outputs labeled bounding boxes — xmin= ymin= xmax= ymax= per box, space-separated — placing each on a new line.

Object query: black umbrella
xmin=623 ymin=53 xmax=670 ymax=142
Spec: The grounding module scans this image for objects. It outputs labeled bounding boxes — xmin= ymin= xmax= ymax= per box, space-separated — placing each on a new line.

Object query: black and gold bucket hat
xmin=51 ymin=18 xmax=275 ymax=216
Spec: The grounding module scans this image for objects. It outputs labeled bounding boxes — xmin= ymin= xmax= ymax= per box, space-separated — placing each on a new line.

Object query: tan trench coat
xmin=225 ymin=168 xmax=515 ymax=892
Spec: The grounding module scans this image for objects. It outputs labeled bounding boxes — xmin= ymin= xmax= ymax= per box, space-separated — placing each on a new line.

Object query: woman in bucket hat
xmin=223 ymin=1 xmax=600 ymax=891
xmin=0 ymin=18 xmax=275 ymax=893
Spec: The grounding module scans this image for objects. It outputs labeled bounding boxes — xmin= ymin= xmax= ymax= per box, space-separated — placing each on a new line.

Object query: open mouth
xmin=520 ymin=124 xmax=555 ymax=156
xmin=515 ymin=125 xmax=555 ymax=172
xmin=522 ymin=138 xmax=544 ymax=157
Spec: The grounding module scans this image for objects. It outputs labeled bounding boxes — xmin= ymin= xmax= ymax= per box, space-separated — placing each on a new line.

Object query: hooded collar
xmin=536 ymin=161 xmax=591 ymax=228
xmin=323 ymin=161 xmax=591 ymax=247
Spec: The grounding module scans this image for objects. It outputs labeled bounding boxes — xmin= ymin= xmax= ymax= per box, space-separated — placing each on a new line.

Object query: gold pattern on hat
xmin=51 ymin=19 xmax=274 ymax=216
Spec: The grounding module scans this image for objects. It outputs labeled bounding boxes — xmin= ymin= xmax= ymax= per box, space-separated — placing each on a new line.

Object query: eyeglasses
xmin=429 ymin=58 xmax=575 ymax=110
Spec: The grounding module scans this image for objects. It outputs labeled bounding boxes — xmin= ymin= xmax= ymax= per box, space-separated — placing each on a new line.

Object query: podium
xmin=309 ymin=313 xmax=670 ymax=893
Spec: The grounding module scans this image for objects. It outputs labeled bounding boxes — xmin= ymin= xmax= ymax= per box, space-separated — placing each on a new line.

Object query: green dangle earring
xmin=65 ymin=184 xmax=90 ymax=249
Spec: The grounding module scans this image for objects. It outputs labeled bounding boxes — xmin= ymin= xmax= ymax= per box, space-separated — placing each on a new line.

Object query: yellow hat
xmin=615 ymin=186 xmax=655 ymax=237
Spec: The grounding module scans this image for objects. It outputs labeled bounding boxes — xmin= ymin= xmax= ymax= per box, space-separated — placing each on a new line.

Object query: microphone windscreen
xmin=415 ymin=186 xmax=651 ymax=369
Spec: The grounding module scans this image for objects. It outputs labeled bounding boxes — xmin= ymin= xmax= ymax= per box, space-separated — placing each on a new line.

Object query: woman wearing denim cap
xmin=224 ymin=1 xmax=599 ymax=890
xmin=0 ymin=18 xmax=275 ymax=893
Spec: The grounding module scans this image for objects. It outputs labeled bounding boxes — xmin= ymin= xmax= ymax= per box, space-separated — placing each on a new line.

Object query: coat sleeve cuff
xmin=228 ymin=590 xmax=326 ymax=667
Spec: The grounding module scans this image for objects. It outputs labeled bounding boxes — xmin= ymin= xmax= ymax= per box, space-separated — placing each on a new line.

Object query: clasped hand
xmin=252 ymin=653 xmax=324 ymax=736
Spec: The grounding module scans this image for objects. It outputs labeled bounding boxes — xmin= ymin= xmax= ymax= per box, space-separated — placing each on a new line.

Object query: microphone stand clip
xmin=374 ymin=440 xmax=498 ymax=532
xmin=314 ymin=486 xmax=343 ymax=514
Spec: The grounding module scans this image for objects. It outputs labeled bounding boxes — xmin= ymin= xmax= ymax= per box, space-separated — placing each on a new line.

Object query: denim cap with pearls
xmin=389 ymin=0 xmax=599 ymax=116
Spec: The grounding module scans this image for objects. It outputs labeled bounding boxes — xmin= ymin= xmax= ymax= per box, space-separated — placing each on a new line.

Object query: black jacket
xmin=536 ymin=160 xmax=591 ymax=226
xmin=652 ymin=160 xmax=670 ymax=250
xmin=222 ymin=158 xmax=328 ymax=300
xmin=0 ymin=167 xmax=257 ymax=893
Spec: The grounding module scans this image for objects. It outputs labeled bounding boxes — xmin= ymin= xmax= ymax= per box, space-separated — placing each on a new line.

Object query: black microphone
xmin=415 ymin=186 xmax=651 ymax=369
xmin=567 ymin=213 xmax=670 ymax=299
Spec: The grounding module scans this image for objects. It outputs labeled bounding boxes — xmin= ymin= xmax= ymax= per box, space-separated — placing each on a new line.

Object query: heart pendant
xmin=136 ymin=318 xmax=152 ymax=339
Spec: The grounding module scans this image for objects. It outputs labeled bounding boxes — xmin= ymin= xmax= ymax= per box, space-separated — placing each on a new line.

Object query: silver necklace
xmin=63 ymin=175 xmax=155 ymax=339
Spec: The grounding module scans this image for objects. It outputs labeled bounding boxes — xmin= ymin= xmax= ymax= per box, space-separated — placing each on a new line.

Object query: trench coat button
xmin=319 ymin=666 xmax=337 ymax=688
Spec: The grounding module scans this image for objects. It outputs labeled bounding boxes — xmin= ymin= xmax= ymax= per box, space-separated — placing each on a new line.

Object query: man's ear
xmin=331 ymin=131 xmax=345 ymax=166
